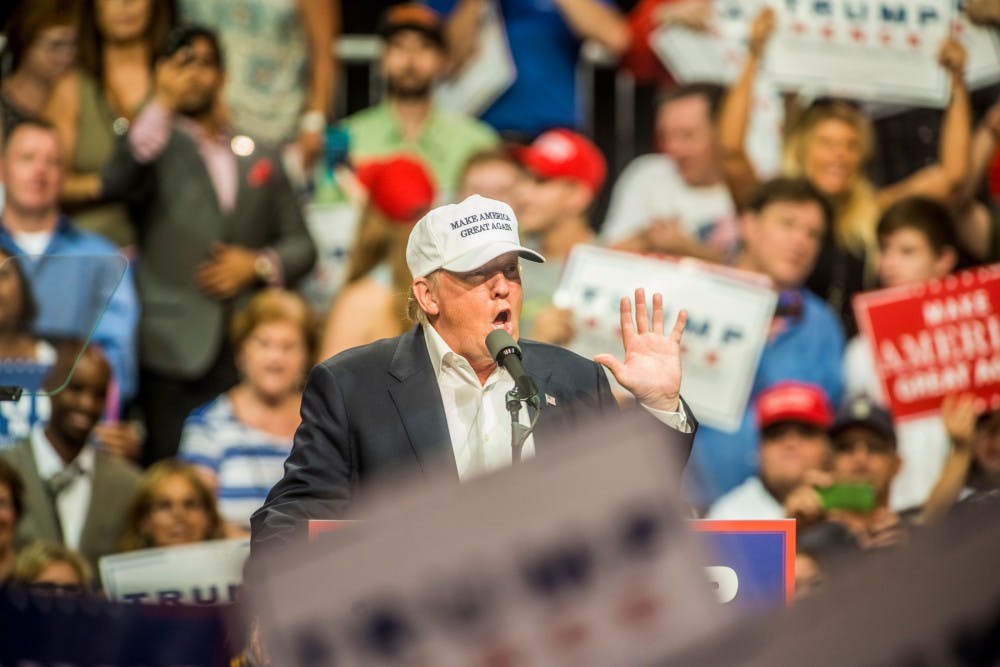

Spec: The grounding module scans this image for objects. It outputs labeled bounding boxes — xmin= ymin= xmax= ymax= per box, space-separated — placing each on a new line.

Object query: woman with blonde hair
xmin=719 ymin=8 xmax=970 ymax=333
xmin=119 ymin=459 xmax=224 ymax=551
xmin=179 ymin=289 xmax=314 ymax=533
xmin=319 ymin=155 xmax=436 ymax=359
xmin=11 ymin=541 xmax=93 ymax=594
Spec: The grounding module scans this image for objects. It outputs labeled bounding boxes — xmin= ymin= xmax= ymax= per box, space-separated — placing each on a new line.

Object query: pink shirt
xmin=128 ymin=100 xmax=238 ymax=214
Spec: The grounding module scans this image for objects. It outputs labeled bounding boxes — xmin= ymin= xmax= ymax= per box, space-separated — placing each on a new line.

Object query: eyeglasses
xmin=28 ymin=581 xmax=84 ymax=595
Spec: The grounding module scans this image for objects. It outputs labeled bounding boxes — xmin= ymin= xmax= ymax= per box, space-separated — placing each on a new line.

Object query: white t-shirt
xmin=599 ymin=154 xmax=736 ymax=250
xmin=11 ymin=230 xmax=53 ymax=256
xmin=844 ymin=335 xmax=951 ymax=511
xmin=706 ymin=476 xmax=785 ymax=520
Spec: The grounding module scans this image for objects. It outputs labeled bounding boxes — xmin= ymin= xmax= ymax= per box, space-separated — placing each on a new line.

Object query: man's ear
xmin=412 ymin=276 xmax=440 ymax=316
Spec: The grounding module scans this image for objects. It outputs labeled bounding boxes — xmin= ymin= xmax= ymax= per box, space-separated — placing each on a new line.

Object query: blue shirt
xmin=426 ymin=0 xmax=609 ymax=136
xmin=685 ymin=289 xmax=846 ymax=508
xmin=0 ymin=217 xmax=139 ymax=406
xmin=179 ymin=393 xmax=292 ymax=528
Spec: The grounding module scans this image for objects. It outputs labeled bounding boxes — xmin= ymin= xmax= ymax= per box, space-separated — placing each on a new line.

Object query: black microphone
xmin=486 ymin=329 xmax=539 ymax=404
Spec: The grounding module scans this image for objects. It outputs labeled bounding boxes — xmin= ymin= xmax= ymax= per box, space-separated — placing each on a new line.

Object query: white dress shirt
xmin=423 ymin=325 xmax=690 ymax=481
xmin=30 ymin=424 xmax=95 ymax=550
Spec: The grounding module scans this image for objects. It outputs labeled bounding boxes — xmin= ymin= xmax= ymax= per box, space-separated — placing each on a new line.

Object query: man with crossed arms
xmin=251 ymin=195 xmax=696 ymax=553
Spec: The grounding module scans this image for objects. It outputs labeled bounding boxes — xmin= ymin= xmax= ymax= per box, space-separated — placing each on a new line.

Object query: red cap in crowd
xmin=356 ymin=155 xmax=436 ymax=225
xmin=755 ymin=381 xmax=834 ymax=431
xmin=515 ymin=129 xmax=607 ymax=194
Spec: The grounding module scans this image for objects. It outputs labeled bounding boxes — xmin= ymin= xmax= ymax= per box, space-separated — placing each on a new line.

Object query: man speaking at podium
xmin=251 ymin=195 xmax=696 ymax=553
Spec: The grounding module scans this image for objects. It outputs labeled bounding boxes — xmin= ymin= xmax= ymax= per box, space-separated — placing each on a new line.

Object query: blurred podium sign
xmin=100 ymin=538 xmax=250 ymax=605
xmin=254 ymin=413 xmax=727 ymax=666
xmin=854 ymin=264 xmax=1000 ymax=422
xmin=553 ymin=246 xmax=777 ymax=432
xmin=694 ymin=519 xmax=796 ymax=609
xmin=308 ymin=520 xmax=795 ymax=610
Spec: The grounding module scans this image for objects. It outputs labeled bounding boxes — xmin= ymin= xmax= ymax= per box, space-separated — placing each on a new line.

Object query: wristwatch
xmin=254 ymin=253 xmax=277 ymax=284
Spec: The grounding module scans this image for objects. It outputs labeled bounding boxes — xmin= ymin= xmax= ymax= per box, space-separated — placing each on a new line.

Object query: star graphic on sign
xmin=850 ymin=26 xmax=866 ymax=43
xmin=584 ymin=317 xmax=600 ymax=330
xmin=952 ymin=20 xmax=965 ymax=37
xmin=879 ymin=30 xmax=893 ymax=46
xmin=820 ymin=23 xmax=835 ymax=41
xmin=791 ymin=20 xmax=807 ymax=36
xmin=704 ymin=350 xmax=720 ymax=367
xmin=907 ymin=32 xmax=922 ymax=49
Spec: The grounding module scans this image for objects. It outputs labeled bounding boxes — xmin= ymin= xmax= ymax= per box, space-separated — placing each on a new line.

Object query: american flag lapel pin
xmin=546 ymin=394 xmax=557 ymax=406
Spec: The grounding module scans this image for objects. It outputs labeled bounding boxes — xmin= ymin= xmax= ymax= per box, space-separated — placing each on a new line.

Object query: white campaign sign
xmin=100 ymin=538 xmax=249 ymax=605
xmin=435 ymin=1 xmax=516 ymax=116
xmin=553 ymin=246 xmax=777 ymax=432
xmin=255 ymin=413 xmax=728 ymax=667
xmin=298 ymin=202 xmax=360 ymax=316
xmin=649 ymin=0 xmax=782 ymax=177
xmin=765 ymin=0 xmax=977 ymax=107
xmin=653 ymin=0 xmax=1000 ymax=108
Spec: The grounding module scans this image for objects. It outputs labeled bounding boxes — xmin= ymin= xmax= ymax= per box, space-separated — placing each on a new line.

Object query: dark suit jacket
xmin=102 ymin=126 xmax=317 ymax=378
xmin=1 ymin=440 xmax=141 ymax=575
xmin=250 ymin=325 xmax=696 ymax=556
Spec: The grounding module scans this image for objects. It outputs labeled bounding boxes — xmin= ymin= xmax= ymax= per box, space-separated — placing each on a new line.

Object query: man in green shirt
xmin=340 ymin=4 xmax=499 ymax=198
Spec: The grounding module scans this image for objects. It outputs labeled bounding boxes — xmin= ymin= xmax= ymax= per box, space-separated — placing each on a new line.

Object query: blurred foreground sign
xmin=254 ymin=412 xmax=727 ymax=666
xmin=100 ymin=538 xmax=250 ymax=605
xmin=854 ymin=264 xmax=1000 ymax=421
xmin=554 ymin=246 xmax=777 ymax=432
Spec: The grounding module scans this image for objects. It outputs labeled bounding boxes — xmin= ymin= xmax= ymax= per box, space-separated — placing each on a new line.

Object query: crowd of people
xmin=0 ymin=0 xmax=999 ymax=632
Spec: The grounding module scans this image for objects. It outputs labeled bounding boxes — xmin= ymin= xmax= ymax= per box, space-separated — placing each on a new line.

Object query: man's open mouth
xmin=492 ymin=309 xmax=511 ymax=329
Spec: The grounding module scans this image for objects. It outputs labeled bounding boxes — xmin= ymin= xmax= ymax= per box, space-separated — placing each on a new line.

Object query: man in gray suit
xmin=2 ymin=343 xmax=140 ymax=576
xmin=252 ymin=195 xmax=696 ymax=557
xmin=101 ymin=25 xmax=317 ymax=466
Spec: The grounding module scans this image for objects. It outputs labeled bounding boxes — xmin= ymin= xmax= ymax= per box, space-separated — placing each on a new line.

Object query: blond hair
xmin=782 ymin=100 xmax=879 ymax=255
xmin=348 ymin=203 xmax=416 ymax=332
xmin=12 ymin=541 xmax=93 ymax=588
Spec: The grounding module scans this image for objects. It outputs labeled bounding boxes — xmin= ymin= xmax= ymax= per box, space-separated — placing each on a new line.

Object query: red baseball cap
xmin=755 ymin=381 xmax=834 ymax=431
xmin=356 ymin=155 xmax=436 ymax=225
xmin=514 ymin=129 xmax=607 ymax=193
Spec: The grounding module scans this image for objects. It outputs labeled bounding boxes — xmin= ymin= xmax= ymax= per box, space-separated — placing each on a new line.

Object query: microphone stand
xmin=506 ymin=389 xmax=540 ymax=464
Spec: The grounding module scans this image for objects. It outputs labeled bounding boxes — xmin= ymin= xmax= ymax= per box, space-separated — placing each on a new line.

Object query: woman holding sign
xmin=719 ymin=8 xmax=970 ymax=336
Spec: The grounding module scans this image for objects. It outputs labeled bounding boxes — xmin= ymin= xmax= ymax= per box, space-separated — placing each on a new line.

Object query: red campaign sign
xmin=853 ymin=265 xmax=1000 ymax=422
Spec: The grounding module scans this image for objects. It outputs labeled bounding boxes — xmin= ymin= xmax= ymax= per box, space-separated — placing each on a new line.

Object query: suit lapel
xmin=387 ymin=327 xmax=458 ymax=478
xmin=520 ymin=345 xmax=578 ymax=449
xmin=227 ymin=152 xmax=254 ymax=236
xmin=15 ymin=443 xmax=62 ymax=543
xmin=79 ymin=453 xmax=110 ymax=560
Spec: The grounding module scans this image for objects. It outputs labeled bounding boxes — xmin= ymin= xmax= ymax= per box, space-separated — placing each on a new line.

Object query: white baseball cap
xmin=405 ymin=194 xmax=545 ymax=278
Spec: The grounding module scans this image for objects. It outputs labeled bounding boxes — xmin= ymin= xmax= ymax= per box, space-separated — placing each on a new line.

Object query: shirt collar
xmin=30 ymin=424 xmax=96 ymax=479
xmin=423 ymin=323 xmax=504 ymax=387
xmin=175 ymin=115 xmax=231 ymax=146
